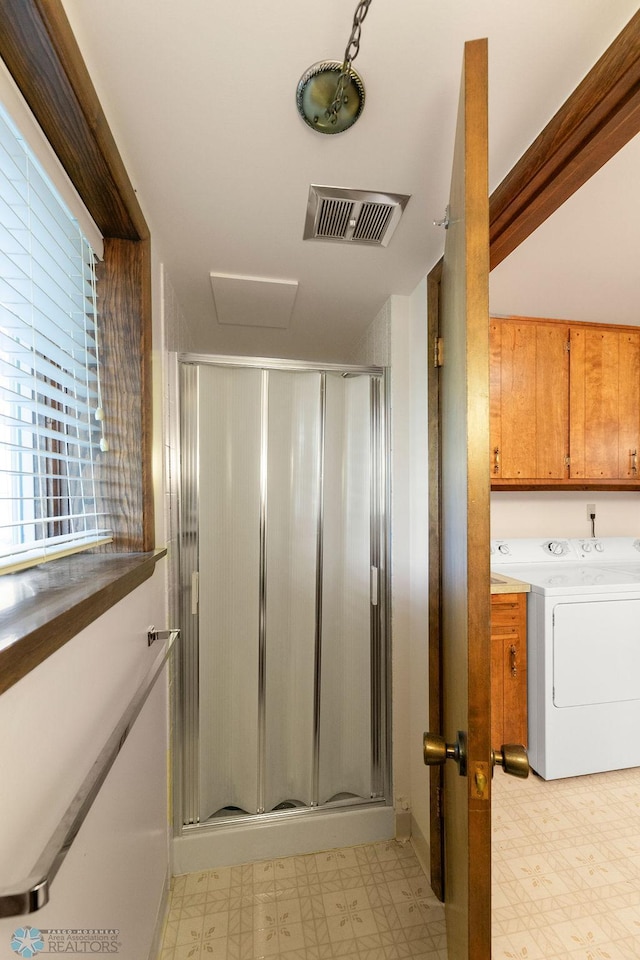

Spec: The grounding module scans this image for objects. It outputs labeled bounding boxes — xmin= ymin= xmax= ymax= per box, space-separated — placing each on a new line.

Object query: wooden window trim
xmin=0 ymin=550 xmax=167 ymax=696
xmin=0 ymin=0 xmax=158 ymax=692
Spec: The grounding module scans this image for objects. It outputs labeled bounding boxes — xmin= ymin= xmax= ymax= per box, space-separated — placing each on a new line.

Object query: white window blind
xmin=0 ymin=103 xmax=112 ymax=574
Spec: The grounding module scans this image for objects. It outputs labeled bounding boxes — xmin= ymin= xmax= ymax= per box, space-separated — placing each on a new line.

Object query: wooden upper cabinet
xmin=491 ymin=316 xmax=640 ymax=488
xmin=490 ymin=318 xmax=569 ymax=480
xmin=569 ymin=327 xmax=640 ymax=479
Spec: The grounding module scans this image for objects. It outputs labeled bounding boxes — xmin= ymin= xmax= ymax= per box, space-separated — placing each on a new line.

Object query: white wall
xmin=0 ymin=568 xmax=170 ymax=960
xmin=389 ymin=296 xmax=413 ymax=839
xmin=355 ymin=284 xmax=431 ymax=867
xmin=387 ymin=285 xmax=431 ymax=868
xmin=352 ymin=298 xmax=391 ymax=367
xmin=492 ymin=491 xmax=640 ymax=539
xmin=404 ymin=281 xmax=431 ymax=861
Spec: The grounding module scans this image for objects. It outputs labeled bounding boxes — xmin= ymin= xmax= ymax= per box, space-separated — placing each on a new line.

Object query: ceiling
xmin=60 ymin=0 xmax=639 ymax=363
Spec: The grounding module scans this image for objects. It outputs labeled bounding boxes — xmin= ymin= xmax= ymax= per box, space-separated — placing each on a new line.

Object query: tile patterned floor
xmin=492 ymin=766 xmax=640 ymax=959
xmin=161 ymin=766 xmax=640 ymax=959
xmin=159 ymin=840 xmax=447 ymax=960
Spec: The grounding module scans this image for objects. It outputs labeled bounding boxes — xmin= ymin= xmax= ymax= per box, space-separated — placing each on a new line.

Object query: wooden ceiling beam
xmin=489 ymin=9 xmax=640 ymax=270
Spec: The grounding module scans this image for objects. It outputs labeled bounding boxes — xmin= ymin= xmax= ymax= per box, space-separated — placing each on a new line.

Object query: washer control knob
xmin=498 ymin=543 xmax=510 ymax=555
xmin=582 ymin=541 xmax=592 ymax=552
xmin=594 ymin=541 xmax=605 ymax=552
xmin=547 ymin=540 xmax=568 ymax=556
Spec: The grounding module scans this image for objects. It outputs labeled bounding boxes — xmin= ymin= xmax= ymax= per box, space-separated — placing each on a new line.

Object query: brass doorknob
xmin=492 ymin=743 xmax=529 ymax=778
xmin=423 ymin=731 xmax=467 ymax=776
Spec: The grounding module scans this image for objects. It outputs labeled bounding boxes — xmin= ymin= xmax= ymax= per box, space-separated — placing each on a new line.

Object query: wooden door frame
xmin=428 ymin=9 xmax=640 ymax=900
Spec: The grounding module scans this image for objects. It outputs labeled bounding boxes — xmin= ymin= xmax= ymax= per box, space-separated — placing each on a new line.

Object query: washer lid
xmin=492 ymin=562 xmax=640 ymax=594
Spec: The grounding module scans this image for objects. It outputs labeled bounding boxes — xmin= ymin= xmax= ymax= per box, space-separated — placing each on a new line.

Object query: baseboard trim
xmin=148 ymin=868 xmax=171 ymax=960
xmin=409 ymin=812 xmax=430 ymax=882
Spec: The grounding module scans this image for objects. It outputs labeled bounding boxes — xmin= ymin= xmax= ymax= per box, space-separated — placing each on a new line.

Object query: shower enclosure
xmin=173 ymin=355 xmax=391 ymax=848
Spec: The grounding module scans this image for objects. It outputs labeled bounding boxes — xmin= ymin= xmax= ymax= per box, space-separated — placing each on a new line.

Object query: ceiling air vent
xmin=304 ymin=185 xmax=410 ymax=247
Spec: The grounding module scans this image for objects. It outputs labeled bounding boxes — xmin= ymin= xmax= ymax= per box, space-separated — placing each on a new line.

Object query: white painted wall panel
xmin=0 ymin=564 xmax=169 ymax=960
xmin=491 ymin=491 xmax=640 ymax=539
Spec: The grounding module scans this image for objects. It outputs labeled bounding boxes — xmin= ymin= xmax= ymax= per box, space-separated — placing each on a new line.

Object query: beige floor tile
xmin=159 ymin=776 xmax=640 ymax=960
xmin=492 ymin=933 xmax=547 ymax=959
xmin=173 ymin=944 xmax=204 ymax=960
xmin=161 ymin=840 xmax=443 ymax=958
xmin=492 ymin=767 xmax=640 ymax=958
xmin=206 ymin=867 xmax=233 ymax=891
xmin=184 ymin=871 xmax=211 ymax=895
xmin=201 ymin=909 xmax=230 ymax=940
xmin=175 ymin=916 xmax=205 ymax=947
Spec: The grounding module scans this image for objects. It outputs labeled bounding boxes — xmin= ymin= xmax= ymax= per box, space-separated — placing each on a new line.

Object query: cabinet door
xmin=490 ymin=319 xmax=569 ymax=479
xmin=569 ymin=327 xmax=640 ymax=479
xmin=490 ymin=594 xmax=528 ymax=747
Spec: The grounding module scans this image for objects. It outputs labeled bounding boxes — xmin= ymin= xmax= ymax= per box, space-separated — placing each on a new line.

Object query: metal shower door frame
xmin=170 ymin=353 xmax=391 ymax=835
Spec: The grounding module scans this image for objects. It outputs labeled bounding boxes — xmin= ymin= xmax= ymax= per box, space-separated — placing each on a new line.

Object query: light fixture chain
xmin=343 ymin=0 xmax=371 ymax=64
xmin=327 ymin=0 xmax=373 ymax=124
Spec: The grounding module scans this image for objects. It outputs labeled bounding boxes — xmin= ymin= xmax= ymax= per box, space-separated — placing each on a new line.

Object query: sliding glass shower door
xmin=177 ymin=358 xmax=389 ymax=827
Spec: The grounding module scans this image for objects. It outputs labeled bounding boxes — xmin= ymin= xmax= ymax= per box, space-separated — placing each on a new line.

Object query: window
xmin=0 ymin=1 xmax=156 ymax=693
xmin=0 ymin=103 xmax=111 ymax=573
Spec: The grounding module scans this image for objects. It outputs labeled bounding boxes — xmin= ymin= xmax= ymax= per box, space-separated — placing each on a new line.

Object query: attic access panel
xmin=304 ymin=185 xmax=410 ymax=247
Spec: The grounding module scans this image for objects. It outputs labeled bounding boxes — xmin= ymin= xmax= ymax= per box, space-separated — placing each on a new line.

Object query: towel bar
xmin=0 ymin=628 xmax=179 ymax=917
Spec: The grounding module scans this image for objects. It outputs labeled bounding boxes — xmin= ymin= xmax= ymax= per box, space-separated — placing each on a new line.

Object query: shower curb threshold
xmin=172 ymin=804 xmax=395 ymax=874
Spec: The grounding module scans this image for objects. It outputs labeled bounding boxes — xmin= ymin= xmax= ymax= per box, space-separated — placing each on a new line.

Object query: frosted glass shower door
xmin=197 ymin=366 xmax=323 ymax=818
xmin=264 ymin=371 xmax=321 ymax=812
xmin=319 ymin=373 xmax=373 ymax=805
xmin=198 ymin=365 xmax=262 ymax=819
xmin=178 ymin=358 xmax=388 ymax=827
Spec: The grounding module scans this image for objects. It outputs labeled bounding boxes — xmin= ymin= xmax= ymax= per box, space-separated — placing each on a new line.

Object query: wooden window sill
xmin=0 ymin=549 xmax=167 ymax=696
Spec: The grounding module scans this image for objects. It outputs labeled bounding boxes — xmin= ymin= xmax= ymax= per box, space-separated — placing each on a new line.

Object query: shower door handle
xmin=370 ymin=566 xmax=379 ymax=606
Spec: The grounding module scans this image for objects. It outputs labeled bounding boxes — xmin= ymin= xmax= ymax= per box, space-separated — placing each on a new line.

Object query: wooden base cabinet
xmin=491 ymin=593 xmax=527 ymax=748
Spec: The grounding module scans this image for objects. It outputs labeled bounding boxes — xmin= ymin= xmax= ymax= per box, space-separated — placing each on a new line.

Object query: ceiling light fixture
xmin=296 ymin=0 xmax=373 ymax=135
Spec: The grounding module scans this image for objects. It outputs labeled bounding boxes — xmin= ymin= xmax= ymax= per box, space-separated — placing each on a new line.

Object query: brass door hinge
xmin=564 ymin=339 xmax=570 ymax=352
xmin=434 ymin=337 xmax=444 ymax=367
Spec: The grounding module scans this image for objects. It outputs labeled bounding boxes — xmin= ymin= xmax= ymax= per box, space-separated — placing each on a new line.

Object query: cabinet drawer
xmin=491 ymin=600 xmax=522 ymax=631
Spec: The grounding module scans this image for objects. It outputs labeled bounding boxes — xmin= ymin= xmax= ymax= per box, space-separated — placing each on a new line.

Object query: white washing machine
xmin=491 ymin=537 xmax=640 ymax=780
